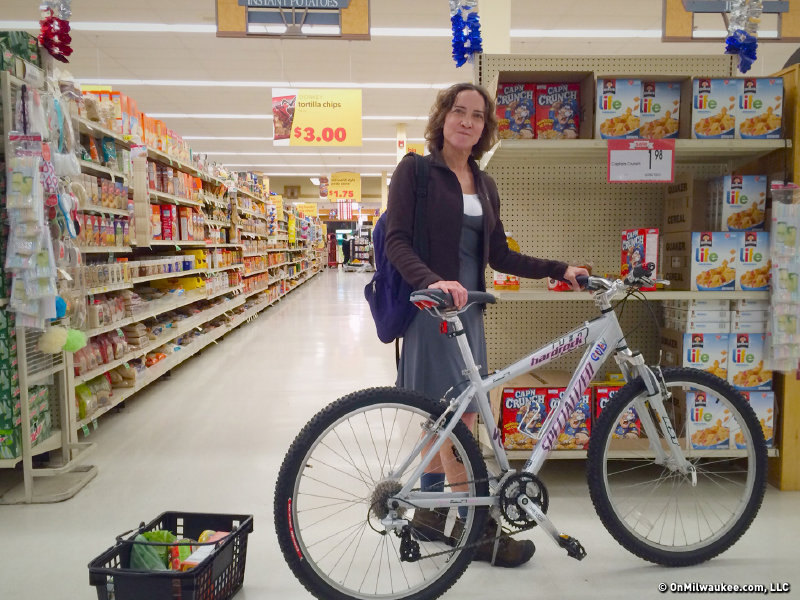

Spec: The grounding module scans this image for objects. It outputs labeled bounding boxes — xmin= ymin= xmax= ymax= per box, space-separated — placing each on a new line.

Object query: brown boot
xmin=451 ymin=517 xmax=535 ymax=568
xmin=409 ymin=509 xmax=450 ymax=543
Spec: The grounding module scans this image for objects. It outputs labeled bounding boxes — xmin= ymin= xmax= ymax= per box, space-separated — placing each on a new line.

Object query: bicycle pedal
xmin=557 ymin=534 xmax=587 ymax=561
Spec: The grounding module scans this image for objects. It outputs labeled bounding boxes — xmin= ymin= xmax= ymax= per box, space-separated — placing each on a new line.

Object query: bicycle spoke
xmin=306 ymin=519 xmax=366 ymax=551
xmin=347 ymin=416 xmax=377 ymax=484
xmin=299 ymin=491 xmax=368 ymax=504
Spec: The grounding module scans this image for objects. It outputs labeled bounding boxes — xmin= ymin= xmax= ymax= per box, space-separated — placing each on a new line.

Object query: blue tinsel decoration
xmin=725 ymin=29 xmax=758 ymax=74
xmin=451 ymin=7 xmax=482 ymax=67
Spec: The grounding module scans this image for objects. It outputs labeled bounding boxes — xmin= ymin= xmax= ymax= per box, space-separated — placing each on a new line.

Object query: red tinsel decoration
xmin=39 ymin=8 xmax=73 ymax=63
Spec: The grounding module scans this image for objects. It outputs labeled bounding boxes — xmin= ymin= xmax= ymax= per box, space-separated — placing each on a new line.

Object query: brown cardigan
xmin=385 ymin=150 xmax=568 ymax=291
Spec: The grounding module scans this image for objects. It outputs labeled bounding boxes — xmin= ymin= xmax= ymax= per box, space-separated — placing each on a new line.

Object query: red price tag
xmin=607 ymin=139 xmax=675 ymax=183
xmin=293 ymin=126 xmax=349 ymax=143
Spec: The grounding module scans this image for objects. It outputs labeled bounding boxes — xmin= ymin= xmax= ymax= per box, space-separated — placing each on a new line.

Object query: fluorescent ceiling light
xmin=223 ymin=164 xmax=396 ymax=168
xmin=247 ymin=24 xmax=288 ymax=34
xmin=251 ymin=172 xmax=389 ymax=177
xmin=310 ymin=178 xmax=321 ymax=185
xmin=203 ymin=152 xmax=396 ymax=156
xmin=0 ymin=20 xmax=217 ymax=33
xmin=75 ymin=78 xmax=449 ymax=90
xmin=147 ymin=113 xmax=272 ymax=119
xmin=363 ymin=116 xmax=428 ymax=121
xmin=371 ymin=27 xmax=451 ymax=37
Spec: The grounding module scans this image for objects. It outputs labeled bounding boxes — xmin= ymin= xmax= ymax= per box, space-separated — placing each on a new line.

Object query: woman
xmin=385 ymin=82 xmax=588 ymax=568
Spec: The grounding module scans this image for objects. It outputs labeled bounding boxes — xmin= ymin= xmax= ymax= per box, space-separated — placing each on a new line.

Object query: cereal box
xmin=501 ymin=387 xmax=548 ymax=450
xmin=640 ymin=81 xmax=681 ymax=139
xmin=622 ymin=228 xmax=659 ymax=291
xmin=547 ymin=388 xmax=591 ymax=450
xmin=737 ymin=231 xmax=771 ymax=291
xmin=683 ymin=332 xmax=730 ymax=380
xmin=731 ymin=391 xmax=775 ymax=448
xmin=594 ymin=386 xmax=642 ymax=439
xmin=691 ymin=231 xmax=741 ymax=291
xmin=728 ymin=332 xmax=772 ymax=391
xmin=687 ymin=391 xmax=731 ymax=450
xmin=496 ymin=83 xmax=536 ymax=140
xmin=738 ymin=77 xmax=783 ymax=139
xmin=596 ymin=78 xmax=641 ymax=139
xmin=692 ymin=78 xmax=741 ymax=139
xmin=721 ymin=175 xmax=767 ymax=232
xmin=535 ymin=83 xmax=580 ymax=140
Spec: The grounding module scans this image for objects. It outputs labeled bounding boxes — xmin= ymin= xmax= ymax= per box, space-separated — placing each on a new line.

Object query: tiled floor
xmin=1 ymin=269 xmax=797 ymax=599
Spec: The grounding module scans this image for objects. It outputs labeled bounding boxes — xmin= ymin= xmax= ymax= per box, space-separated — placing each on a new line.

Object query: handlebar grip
xmin=576 ymin=275 xmax=589 ymax=288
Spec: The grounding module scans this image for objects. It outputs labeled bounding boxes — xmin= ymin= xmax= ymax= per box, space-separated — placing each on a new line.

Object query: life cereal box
xmin=737 ymin=231 xmax=771 ymax=291
xmin=622 ymin=228 xmax=659 ymax=291
xmin=535 ymin=83 xmax=580 ymax=140
xmin=738 ymin=77 xmax=783 ymax=139
xmin=640 ymin=81 xmax=681 ymax=139
xmin=730 ymin=391 xmax=775 ymax=448
xmin=687 ymin=391 xmax=731 ymax=450
xmin=501 ymin=387 xmax=548 ymax=450
xmin=692 ymin=78 xmax=741 ymax=139
xmin=691 ymin=231 xmax=740 ymax=291
xmin=596 ymin=78 xmax=641 ymax=139
xmin=722 ymin=174 xmax=767 ymax=232
xmin=728 ymin=332 xmax=772 ymax=391
xmin=683 ymin=332 xmax=730 ymax=380
xmin=547 ymin=388 xmax=591 ymax=450
xmin=496 ymin=83 xmax=536 ymax=140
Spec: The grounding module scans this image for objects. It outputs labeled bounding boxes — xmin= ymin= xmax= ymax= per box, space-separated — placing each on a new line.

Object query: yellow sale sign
xmin=271 ymin=195 xmax=284 ymax=221
xmin=296 ymin=202 xmax=318 ymax=217
xmin=329 ymin=172 xmax=361 ymax=203
xmin=278 ymin=88 xmax=362 ymax=147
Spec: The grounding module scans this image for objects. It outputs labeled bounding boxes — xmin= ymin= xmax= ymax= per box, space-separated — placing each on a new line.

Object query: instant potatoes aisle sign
xmin=272 ymin=88 xmax=362 ymax=147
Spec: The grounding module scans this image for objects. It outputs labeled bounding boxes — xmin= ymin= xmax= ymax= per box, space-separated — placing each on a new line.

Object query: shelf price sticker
xmin=273 ymin=88 xmax=362 ymax=147
xmin=607 ymin=139 xmax=675 ymax=183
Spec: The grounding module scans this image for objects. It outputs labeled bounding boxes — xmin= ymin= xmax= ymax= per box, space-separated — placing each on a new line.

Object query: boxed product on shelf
xmin=692 ymin=78 xmax=741 ymax=139
xmin=665 ymin=318 xmax=731 ymax=333
xmin=737 ymin=231 xmax=771 ymax=291
xmin=621 ymin=228 xmax=658 ymax=291
xmin=687 ymin=390 xmax=731 ymax=450
xmin=534 ymin=82 xmax=580 ymax=139
xmin=715 ymin=174 xmax=767 ymax=231
xmin=730 ymin=391 xmax=775 ymax=448
xmin=664 ymin=307 xmax=731 ymax=321
xmin=660 ymin=231 xmax=691 ymax=290
xmin=728 ymin=332 xmax=772 ymax=391
xmin=661 ymin=329 xmax=729 ymax=380
xmin=639 ymin=81 xmax=680 ymax=139
xmin=738 ymin=77 xmax=783 ymax=139
xmin=732 ymin=298 xmax=770 ymax=310
xmin=663 ymin=298 xmax=730 ymax=310
xmin=730 ymin=317 xmax=768 ymax=333
xmin=501 ymin=387 xmax=549 ymax=450
xmin=547 ymin=388 xmax=592 ymax=450
xmin=593 ymin=385 xmax=641 ymax=439
xmin=662 ymin=174 xmax=708 ymax=234
xmin=495 ymin=82 xmax=535 ymax=139
xmin=596 ymin=78 xmax=641 ymax=139
xmin=691 ymin=231 xmax=740 ymax=291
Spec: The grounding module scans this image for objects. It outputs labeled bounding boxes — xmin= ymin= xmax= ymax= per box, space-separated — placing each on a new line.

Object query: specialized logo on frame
xmin=530 ymin=327 xmax=589 ymax=367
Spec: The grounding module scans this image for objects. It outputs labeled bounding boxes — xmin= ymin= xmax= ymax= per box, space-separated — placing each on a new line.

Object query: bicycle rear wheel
xmin=587 ymin=367 xmax=767 ymax=566
xmin=274 ymin=387 xmax=489 ymax=600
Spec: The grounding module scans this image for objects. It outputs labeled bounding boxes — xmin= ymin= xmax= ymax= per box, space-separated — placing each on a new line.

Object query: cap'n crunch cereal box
xmin=547 ymin=388 xmax=591 ymax=450
xmin=501 ymin=387 xmax=548 ymax=450
xmin=640 ymin=81 xmax=681 ymax=139
xmin=535 ymin=83 xmax=580 ymax=140
xmin=596 ymin=78 xmax=641 ymax=139
xmin=738 ymin=77 xmax=783 ymax=139
xmin=496 ymin=83 xmax=535 ymax=140
xmin=622 ymin=228 xmax=659 ymax=291
xmin=594 ymin=386 xmax=643 ymax=439
xmin=692 ymin=78 xmax=741 ymax=139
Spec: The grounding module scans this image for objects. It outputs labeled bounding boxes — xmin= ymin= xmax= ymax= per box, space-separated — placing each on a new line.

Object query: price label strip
xmin=285 ymin=89 xmax=362 ymax=147
xmin=607 ymin=139 xmax=675 ymax=183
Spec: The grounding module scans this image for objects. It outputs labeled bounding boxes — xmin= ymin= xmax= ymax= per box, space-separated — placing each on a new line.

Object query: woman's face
xmin=442 ymin=89 xmax=486 ymax=154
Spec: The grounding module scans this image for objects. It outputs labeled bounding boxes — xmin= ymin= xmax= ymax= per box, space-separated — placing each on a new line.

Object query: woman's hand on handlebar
xmin=563 ymin=265 xmax=591 ymax=292
xmin=428 ymin=280 xmax=468 ymax=309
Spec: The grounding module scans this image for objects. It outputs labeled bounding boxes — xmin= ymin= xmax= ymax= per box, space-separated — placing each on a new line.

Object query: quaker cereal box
xmin=535 ymin=83 xmax=580 ymax=139
xmin=691 ymin=231 xmax=740 ymax=291
xmin=737 ymin=231 xmax=771 ymax=291
xmin=640 ymin=81 xmax=681 ymax=139
xmin=684 ymin=332 xmax=730 ymax=379
xmin=622 ymin=228 xmax=659 ymax=291
xmin=687 ymin=391 xmax=731 ymax=450
xmin=728 ymin=332 xmax=772 ymax=391
xmin=547 ymin=388 xmax=591 ymax=450
xmin=502 ymin=388 xmax=548 ymax=450
xmin=730 ymin=391 xmax=775 ymax=448
xmin=594 ymin=386 xmax=642 ymax=439
xmin=692 ymin=78 xmax=742 ymax=139
xmin=596 ymin=78 xmax=641 ymax=139
xmin=738 ymin=77 xmax=783 ymax=139
xmin=496 ymin=83 xmax=535 ymax=139
xmin=722 ymin=175 xmax=767 ymax=231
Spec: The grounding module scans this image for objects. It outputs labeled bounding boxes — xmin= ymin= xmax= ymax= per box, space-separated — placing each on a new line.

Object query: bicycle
xmin=274 ymin=265 xmax=768 ymax=600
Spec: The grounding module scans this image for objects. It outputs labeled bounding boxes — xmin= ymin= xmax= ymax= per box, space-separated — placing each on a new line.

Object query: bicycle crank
xmin=518 ymin=495 xmax=587 ymax=561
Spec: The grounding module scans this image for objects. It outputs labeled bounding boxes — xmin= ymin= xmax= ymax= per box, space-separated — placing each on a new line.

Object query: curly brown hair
xmin=424 ymin=83 xmax=498 ymax=160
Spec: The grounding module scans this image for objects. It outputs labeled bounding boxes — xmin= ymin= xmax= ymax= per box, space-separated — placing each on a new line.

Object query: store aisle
xmin=1 ymin=269 xmax=797 ymax=599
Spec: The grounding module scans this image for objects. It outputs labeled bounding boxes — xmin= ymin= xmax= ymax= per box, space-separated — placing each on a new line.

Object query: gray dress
xmin=396 ymin=213 xmax=487 ymax=410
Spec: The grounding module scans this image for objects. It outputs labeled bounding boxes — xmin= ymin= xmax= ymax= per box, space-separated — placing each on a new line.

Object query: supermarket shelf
xmin=203 ymin=196 xmax=229 ymax=209
xmin=244 ymin=284 xmax=277 ymax=298
xmin=238 ymin=207 xmax=267 ymax=220
xmin=77 ymin=205 xmax=130 ymax=217
xmin=205 ymin=264 xmax=244 ymax=274
xmin=206 ymin=243 xmax=243 ymax=248
xmin=28 ymin=364 xmax=67 ymax=386
xmin=145 ymin=240 xmax=207 ymax=248
xmin=79 ymin=159 xmax=128 ymax=181
xmin=78 ymin=246 xmax=133 ymax=254
xmin=480 ymin=138 xmax=792 ymax=169
xmin=492 ymin=289 xmax=771 ymax=302
xmin=232 ymin=186 xmax=264 ymax=204
xmin=243 ymin=267 xmax=270 ymax=277
xmin=207 ymin=284 xmax=243 ymax=300
xmin=268 ymin=261 xmax=290 ymax=269
xmin=84 ymin=320 xmax=132 ymax=339
xmin=130 ymin=268 xmax=205 ymax=284
xmin=86 ymin=282 xmax=133 ymax=296
xmin=240 ymin=231 xmax=269 ymax=239
xmin=243 ymin=252 xmax=265 ymax=258
xmin=150 ymin=190 xmax=203 ymax=208
xmin=0 ymin=431 xmax=63 ymax=469
xmin=77 ymin=117 xmax=130 ymax=147
xmin=205 ymin=219 xmax=231 ymax=228
xmin=269 ymin=235 xmax=289 ymax=241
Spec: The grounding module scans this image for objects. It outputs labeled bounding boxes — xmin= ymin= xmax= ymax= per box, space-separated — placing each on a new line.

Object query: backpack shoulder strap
xmin=409 ymin=152 xmax=430 ymax=263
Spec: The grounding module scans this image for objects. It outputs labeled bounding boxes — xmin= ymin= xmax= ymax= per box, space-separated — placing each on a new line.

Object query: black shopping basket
xmin=88 ymin=511 xmax=254 ymax=600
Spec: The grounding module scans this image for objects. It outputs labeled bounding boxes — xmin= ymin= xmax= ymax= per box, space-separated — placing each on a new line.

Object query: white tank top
xmin=463 ymin=193 xmax=483 ymax=217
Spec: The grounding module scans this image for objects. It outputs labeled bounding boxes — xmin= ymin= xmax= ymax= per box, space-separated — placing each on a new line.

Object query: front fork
xmin=615 ymin=349 xmax=695 ymax=479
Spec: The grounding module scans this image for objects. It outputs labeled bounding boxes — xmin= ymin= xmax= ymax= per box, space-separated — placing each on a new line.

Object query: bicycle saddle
xmin=410 ymin=289 xmax=497 ymax=312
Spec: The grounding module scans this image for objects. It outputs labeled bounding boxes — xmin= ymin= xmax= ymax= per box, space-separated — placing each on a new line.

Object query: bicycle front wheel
xmin=587 ymin=367 xmax=767 ymax=566
xmin=274 ymin=387 xmax=489 ymax=600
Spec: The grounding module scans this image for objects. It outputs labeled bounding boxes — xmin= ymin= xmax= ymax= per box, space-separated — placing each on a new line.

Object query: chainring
xmin=498 ymin=472 xmax=549 ymax=529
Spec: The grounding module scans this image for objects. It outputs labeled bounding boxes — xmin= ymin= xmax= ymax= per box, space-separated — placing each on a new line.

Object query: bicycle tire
xmin=274 ymin=387 xmax=490 ymax=600
xmin=587 ymin=367 xmax=767 ymax=566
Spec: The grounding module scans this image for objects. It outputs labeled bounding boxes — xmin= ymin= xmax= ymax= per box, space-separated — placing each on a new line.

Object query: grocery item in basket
xmin=596 ymin=78 xmax=641 ymax=139
xmin=640 ymin=81 xmax=680 ymax=139
xmin=535 ymin=83 xmax=580 ymax=139
xmin=738 ymin=77 xmax=783 ymax=138
xmin=496 ymin=83 xmax=536 ymax=139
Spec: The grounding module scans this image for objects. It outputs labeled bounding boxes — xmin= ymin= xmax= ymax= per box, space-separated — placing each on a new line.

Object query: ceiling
xmin=2 ymin=0 xmax=798 ymax=192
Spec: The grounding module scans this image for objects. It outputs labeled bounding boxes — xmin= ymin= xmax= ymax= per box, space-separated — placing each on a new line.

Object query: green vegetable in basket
xmin=141 ymin=530 xmax=178 ymax=566
xmin=129 ymin=535 xmax=168 ymax=571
